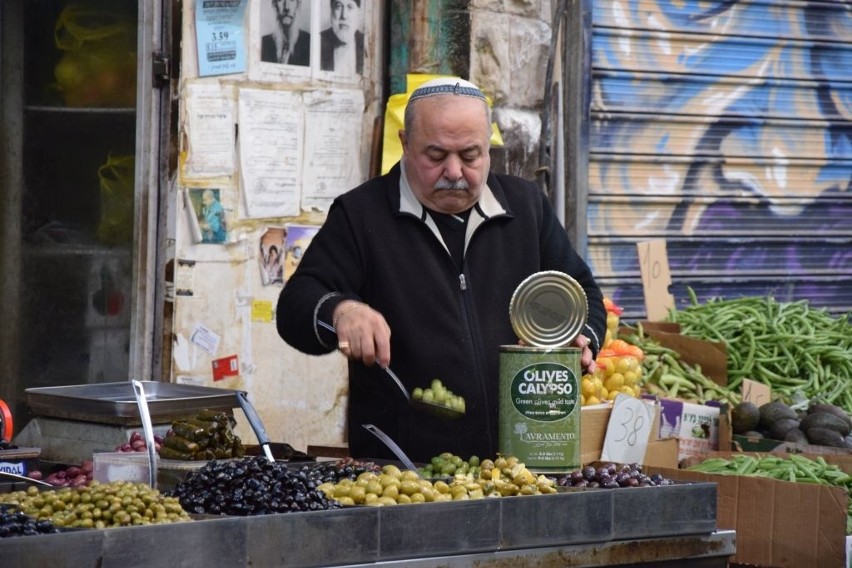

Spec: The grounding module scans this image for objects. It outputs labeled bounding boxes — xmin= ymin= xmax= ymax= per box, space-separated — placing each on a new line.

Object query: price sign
xmin=742 ymin=379 xmax=771 ymax=407
xmin=601 ymin=394 xmax=655 ymax=465
xmin=637 ymin=240 xmax=675 ymax=321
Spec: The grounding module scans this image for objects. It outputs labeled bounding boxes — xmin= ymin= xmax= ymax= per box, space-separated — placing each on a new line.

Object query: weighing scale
xmin=15 ymin=382 xmax=241 ymax=464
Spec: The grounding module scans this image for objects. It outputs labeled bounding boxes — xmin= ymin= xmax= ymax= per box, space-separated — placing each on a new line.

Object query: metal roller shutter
xmin=587 ymin=0 xmax=852 ymax=319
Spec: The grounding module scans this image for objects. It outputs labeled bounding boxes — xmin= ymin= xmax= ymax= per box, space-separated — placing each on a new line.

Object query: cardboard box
xmin=580 ymin=404 xmax=678 ymax=469
xmin=633 ymin=323 xmax=729 ymax=386
xmin=650 ymin=397 xmax=722 ymax=462
xmin=646 ymin=462 xmax=849 ymax=567
xmin=685 ymin=450 xmax=852 ymax=475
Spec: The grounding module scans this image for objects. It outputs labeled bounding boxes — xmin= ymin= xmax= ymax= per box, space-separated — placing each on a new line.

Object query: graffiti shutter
xmin=587 ymin=0 xmax=852 ymax=318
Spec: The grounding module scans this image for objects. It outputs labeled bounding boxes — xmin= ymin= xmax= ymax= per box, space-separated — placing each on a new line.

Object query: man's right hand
xmin=333 ymin=300 xmax=392 ymax=368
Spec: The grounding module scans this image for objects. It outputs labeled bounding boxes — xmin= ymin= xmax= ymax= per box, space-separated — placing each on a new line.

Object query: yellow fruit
xmin=586 ymin=396 xmax=601 ymax=405
xmin=620 ymin=386 xmax=636 ymax=397
xmin=616 ymin=356 xmax=639 ymax=375
xmin=599 ymin=358 xmax=617 ymax=378
xmin=581 ymin=377 xmax=596 ymax=397
xmin=607 ymin=390 xmax=619 ymax=401
xmin=623 ymin=371 xmax=638 ymax=387
xmin=606 ymin=312 xmax=619 ymax=332
xmin=605 ymin=373 xmax=625 ymax=392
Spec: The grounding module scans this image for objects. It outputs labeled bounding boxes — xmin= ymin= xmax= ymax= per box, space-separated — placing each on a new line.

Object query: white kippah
xmin=409 ymin=77 xmax=486 ymax=102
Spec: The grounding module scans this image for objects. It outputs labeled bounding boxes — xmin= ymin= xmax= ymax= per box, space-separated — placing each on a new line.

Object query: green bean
xmin=667 ymin=291 xmax=852 ymax=413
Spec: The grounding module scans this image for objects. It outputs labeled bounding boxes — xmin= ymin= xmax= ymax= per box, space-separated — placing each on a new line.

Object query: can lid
xmin=509 ymin=271 xmax=588 ymax=348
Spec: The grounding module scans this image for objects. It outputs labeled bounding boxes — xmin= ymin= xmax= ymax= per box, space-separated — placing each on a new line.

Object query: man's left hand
xmin=573 ymin=334 xmax=596 ymax=375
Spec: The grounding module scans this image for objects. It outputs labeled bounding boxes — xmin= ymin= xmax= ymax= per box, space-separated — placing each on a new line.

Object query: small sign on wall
xmin=212 ymin=355 xmax=239 ymax=381
xmin=637 ymin=240 xmax=675 ymax=321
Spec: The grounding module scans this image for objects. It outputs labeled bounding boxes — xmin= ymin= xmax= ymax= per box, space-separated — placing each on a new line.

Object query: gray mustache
xmin=434 ymin=179 xmax=469 ymax=191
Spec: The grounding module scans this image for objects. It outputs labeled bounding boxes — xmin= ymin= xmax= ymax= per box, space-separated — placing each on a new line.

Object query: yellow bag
xmin=97 ymin=153 xmax=135 ymax=246
xmin=381 ymin=74 xmax=504 ymax=174
xmin=53 ymin=4 xmax=137 ymax=107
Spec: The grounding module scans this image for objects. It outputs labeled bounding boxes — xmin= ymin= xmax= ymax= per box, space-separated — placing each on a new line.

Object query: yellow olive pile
xmin=318 ymin=456 xmax=557 ymax=506
xmin=0 ymin=480 xmax=191 ymax=529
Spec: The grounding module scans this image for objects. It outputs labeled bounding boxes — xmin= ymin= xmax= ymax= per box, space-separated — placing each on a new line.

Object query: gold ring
xmin=338 ymin=341 xmax=350 ymax=350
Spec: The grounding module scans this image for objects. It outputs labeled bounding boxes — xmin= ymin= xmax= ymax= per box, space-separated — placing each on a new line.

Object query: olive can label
xmin=498 ymin=346 xmax=581 ymax=472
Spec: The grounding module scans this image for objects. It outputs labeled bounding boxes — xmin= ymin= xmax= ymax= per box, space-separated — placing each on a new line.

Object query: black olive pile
xmin=554 ymin=463 xmax=674 ymax=489
xmin=0 ymin=505 xmax=59 ymax=538
xmin=167 ymin=457 xmax=370 ymax=516
xmin=294 ymin=457 xmax=383 ymax=484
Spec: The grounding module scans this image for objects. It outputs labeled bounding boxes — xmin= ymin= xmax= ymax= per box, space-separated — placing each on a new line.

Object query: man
xmin=261 ymin=0 xmax=310 ymax=66
xmin=200 ymin=189 xmax=226 ymax=243
xmin=320 ymin=0 xmax=364 ymax=73
xmin=276 ymin=78 xmax=606 ymax=463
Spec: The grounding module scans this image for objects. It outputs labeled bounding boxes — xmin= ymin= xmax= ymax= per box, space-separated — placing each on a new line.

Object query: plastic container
xmin=93 ymin=452 xmax=212 ymax=490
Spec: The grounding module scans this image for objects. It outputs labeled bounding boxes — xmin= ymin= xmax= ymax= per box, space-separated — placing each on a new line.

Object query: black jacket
xmin=261 ymin=30 xmax=310 ymax=66
xmin=277 ymin=163 xmax=606 ymax=463
xmin=319 ymin=28 xmax=364 ymax=73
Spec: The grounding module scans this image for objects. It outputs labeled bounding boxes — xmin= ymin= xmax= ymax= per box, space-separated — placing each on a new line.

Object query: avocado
xmin=731 ymin=401 xmax=760 ymax=435
xmin=784 ymin=428 xmax=808 ymax=445
xmin=769 ymin=418 xmax=801 ymax=441
xmin=807 ymin=403 xmax=852 ymax=432
xmin=805 ymin=427 xmax=844 ymax=448
xmin=757 ymin=401 xmax=797 ymax=431
xmin=800 ymin=411 xmax=852 ymax=438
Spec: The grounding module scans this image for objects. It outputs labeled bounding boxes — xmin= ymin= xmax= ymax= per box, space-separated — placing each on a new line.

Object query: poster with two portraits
xmin=250 ymin=0 xmax=367 ymax=84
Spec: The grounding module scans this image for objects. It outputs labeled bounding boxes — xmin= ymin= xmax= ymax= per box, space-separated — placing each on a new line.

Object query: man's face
xmin=400 ymin=96 xmax=491 ymax=215
xmin=273 ymin=0 xmax=300 ymax=28
xmin=330 ymin=0 xmax=361 ymax=44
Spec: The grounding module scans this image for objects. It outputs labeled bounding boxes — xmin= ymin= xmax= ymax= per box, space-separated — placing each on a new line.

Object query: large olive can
xmin=500 ymin=271 xmax=588 ymax=472
xmin=498 ymin=345 xmax=582 ymax=472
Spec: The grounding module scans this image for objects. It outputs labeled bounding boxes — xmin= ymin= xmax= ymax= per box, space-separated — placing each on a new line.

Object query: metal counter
xmin=0 ymin=482 xmax=734 ymax=568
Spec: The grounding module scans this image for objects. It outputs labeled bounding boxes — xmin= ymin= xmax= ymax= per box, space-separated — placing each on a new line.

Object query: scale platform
xmin=17 ymin=381 xmax=241 ymax=464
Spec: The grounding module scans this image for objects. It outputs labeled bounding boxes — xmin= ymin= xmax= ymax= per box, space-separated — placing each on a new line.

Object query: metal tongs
xmin=318 ymin=319 xmax=463 ymax=419
xmin=236 ymin=391 xmax=275 ymax=463
xmin=380 ymin=365 xmax=464 ymax=420
xmin=0 ymin=471 xmax=52 ymax=488
xmin=131 ymin=380 xmax=159 ymax=488
xmin=361 ymin=424 xmax=420 ymax=475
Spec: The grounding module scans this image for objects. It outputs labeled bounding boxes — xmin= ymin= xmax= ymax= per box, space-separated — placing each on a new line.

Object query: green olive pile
xmin=412 ymin=379 xmax=466 ymax=414
xmin=418 ymin=452 xmax=481 ymax=478
xmin=0 ymin=505 xmax=59 ymax=538
xmin=319 ymin=456 xmax=557 ymax=506
xmin=0 ymin=481 xmax=191 ymax=529
xmin=159 ymin=409 xmax=245 ymax=461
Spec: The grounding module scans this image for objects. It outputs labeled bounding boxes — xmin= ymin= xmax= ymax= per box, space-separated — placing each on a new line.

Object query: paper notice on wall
xmin=185 ymin=81 xmax=236 ymax=178
xmin=194 ymin=0 xmax=247 ymax=77
xmin=238 ymin=87 xmax=303 ymax=218
xmin=300 ymin=89 xmax=365 ymax=211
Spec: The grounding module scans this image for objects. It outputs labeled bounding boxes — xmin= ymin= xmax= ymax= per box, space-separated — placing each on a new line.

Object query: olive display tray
xmin=26 ymin=382 xmax=241 ymax=424
xmin=0 ymin=481 xmax=720 ymax=567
